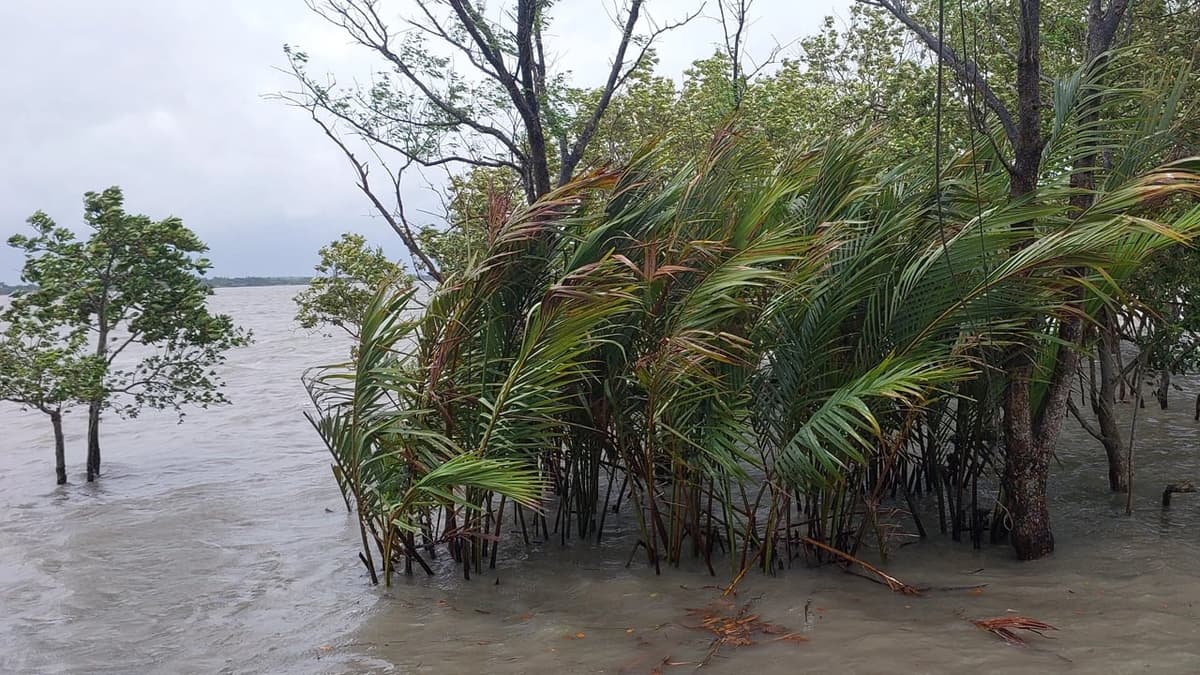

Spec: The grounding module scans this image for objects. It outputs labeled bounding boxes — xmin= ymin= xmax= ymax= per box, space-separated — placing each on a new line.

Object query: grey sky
xmin=0 ymin=0 xmax=851 ymax=280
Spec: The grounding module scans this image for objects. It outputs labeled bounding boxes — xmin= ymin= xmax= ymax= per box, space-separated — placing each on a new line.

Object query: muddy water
xmin=2 ymin=285 xmax=1199 ymax=674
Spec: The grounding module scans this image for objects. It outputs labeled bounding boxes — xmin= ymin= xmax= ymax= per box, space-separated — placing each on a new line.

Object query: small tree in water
xmin=294 ymin=233 xmax=411 ymax=341
xmin=6 ymin=187 xmax=251 ymax=481
xmin=0 ymin=315 xmax=103 ymax=484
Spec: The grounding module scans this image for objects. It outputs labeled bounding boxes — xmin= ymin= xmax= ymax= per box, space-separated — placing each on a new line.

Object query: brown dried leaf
xmin=971 ymin=616 xmax=1058 ymax=646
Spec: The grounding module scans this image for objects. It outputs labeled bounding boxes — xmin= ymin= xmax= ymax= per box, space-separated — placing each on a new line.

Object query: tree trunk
xmin=51 ymin=410 xmax=67 ymax=485
xmin=1156 ymin=367 xmax=1170 ymax=410
xmin=1000 ymin=0 xmax=1057 ymax=561
xmin=86 ymin=400 xmax=102 ymax=481
xmin=1117 ymin=346 xmax=1128 ymax=402
xmin=998 ymin=0 xmax=1131 ymax=557
xmin=1003 ymin=361 xmax=1055 ymax=560
xmin=89 ymin=282 xmax=110 ymax=482
xmin=1004 ymin=308 xmax=1083 ymax=560
xmin=879 ymin=0 xmax=1132 ymax=561
xmin=1094 ymin=312 xmax=1128 ymax=492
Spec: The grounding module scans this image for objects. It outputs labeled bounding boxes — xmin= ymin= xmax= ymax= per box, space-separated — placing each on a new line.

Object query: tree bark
xmin=51 ymin=410 xmax=67 ymax=485
xmin=1001 ymin=0 xmax=1132 ymax=557
xmin=86 ymin=401 xmax=101 ymax=481
xmin=88 ymin=282 xmax=110 ymax=482
xmin=874 ymin=0 xmax=1132 ymax=560
xmin=1156 ymin=367 xmax=1170 ymax=410
xmin=1001 ymin=0 xmax=1059 ymax=561
xmin=1077 ymin=0 xmax=1134 ymax=495
xmin=1003 ymin=358 xmax=1054 ymax=560
xmin=1094 ymin=312 xmax=1128 ymax=491
xmin=1071 ymin=1 xmax=1131 ymax=494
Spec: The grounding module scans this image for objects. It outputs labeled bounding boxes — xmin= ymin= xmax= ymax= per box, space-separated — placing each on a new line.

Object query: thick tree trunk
xmin=879 ymin=0 xmax=1132 ymax=561
xmin=1004 ymin=310 xmax=1083 ymax=560
xmin=1094 ymin=313 xmax=1128 ymax=492
xmin=1003 ymin=361 xmax=1054 ymax=560
xmin=1000 ymin=0 xmax=1057 ymax=561
xmin=514 ymin=0 xmax=552 ymax=202
xmin=51 ymin=410 xmax=67 ymax=485
xmin=998 ymin=0 xmax=1131 ymax=557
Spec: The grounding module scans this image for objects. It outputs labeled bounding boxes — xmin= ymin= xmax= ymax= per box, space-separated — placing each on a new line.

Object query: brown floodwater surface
xmin=2 ymin=286 xmax=1199 ymax=674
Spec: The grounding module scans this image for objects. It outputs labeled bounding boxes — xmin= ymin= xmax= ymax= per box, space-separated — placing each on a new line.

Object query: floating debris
xmin=971 ymin=616 xmax=1058 ymax=646
xmin=686 ymin=597 xmax=807 ymax=665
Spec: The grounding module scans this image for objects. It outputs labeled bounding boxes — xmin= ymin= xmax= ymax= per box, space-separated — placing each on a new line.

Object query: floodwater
xmin=2 ymin=285 xmax=1199 ymax=674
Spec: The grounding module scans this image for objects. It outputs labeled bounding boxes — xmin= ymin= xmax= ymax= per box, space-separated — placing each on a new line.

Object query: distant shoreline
xmin=203 ymin=276 xmax=314 ymax=289
xmin=0 ymin=276 xmax=315 ymax=296
xmin=1 ymin=275 xmax=438 ymax=296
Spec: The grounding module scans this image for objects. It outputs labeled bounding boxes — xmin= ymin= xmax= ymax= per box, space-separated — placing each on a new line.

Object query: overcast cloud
xmin=0 ymin=0 xmax=851 ymax=280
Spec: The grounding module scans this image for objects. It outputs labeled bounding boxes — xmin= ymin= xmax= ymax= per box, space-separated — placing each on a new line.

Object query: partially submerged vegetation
xmin=288 ymin=0 xmax=1200 ymax=585
xmin=305 ymin=122 xmax=1199 ymax=584
xmin=294 ymin=233 xmax=412 ymax=341
xmin=1 ymin=188 xmax=250 ymax=483
xmin=285 ymin=0 xmax=1200 ymax=583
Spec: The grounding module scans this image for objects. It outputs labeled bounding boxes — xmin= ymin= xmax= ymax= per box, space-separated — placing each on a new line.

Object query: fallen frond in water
xmin=801 ymin=537 xmax=921 ymax=595
xmin=686 ymin=597 xmax=807 ymax=666
xmin=971 ymin=616 xmax=1058 ymax=645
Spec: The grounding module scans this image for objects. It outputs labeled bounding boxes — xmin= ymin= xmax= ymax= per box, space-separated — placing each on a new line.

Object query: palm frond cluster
xmin=305 ymin=84 xmax=1200 ymax=583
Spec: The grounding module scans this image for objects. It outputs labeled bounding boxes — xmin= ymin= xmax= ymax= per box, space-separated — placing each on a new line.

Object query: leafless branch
xmin=857 ymin=0 xmax=1018 ymax=148
xmin=561 ymin=1 xmax=701 ymax=184
xmin=308 ymin=0 xmax=529 ymax=161
xmin=286 ymin=0 xmax=695 ymax=254
xmin=272 ymin=59 xmax=522 ymax=174
xmin=298 ymin=100 xmax=444 ymax=282
xmin=1067 ymin=399 xmax=1105 ymax=442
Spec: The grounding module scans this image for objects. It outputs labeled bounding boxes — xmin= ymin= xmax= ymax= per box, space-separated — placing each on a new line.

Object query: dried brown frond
xmin=685 ymin=597 xmax=806 ymax=665
xmin=971 ymin=616 xmax=1058 ymax=645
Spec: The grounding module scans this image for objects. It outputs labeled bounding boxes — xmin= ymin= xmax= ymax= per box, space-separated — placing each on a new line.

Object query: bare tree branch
xmin=282 ymin=0 xmax=697 ymax=264
xmin=718 ymin=0 xmax=749 ymax=106
xmin=1068 ymin=399 xmax=1105 ymax=442
xmin=273 ymin=58 xmax=523 ymax=174
xmin=304 ymin=104 xmax=444 ymax=282
xmin=561 ymin=2 xmax=701 ymax=184
xmin=858 ymin=0 xmax=1019 ymax=148
xmin=308 ymin=0 xmax=529 ymax=161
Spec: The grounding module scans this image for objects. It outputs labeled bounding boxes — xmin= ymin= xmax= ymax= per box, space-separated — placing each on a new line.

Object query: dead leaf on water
xmin=685 ymin=597 xmax=806 ymax=666
xmin=971 ymin=616 xmax=1058 ymax=646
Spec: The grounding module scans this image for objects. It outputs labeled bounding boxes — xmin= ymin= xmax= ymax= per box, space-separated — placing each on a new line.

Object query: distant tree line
xmin=0 ymin=282 xmax=35 ymax=296
xmin=3 ymin=276 xmax=320 ymax=296
xmin=203 ymin=276 xmax=313 ymax=288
